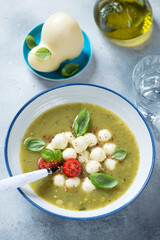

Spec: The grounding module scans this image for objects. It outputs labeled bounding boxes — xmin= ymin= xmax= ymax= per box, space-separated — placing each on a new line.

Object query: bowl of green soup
xmin=5 ymin=83 xmax=155 ymax=220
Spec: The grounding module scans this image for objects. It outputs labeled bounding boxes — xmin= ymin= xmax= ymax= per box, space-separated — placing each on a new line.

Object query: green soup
xmin=20 ymin=103 xmax=139 ymax=211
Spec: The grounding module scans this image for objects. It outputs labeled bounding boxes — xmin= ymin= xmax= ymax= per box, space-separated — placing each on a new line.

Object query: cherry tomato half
xmin=38 ymin=158 xmax=59 ymax=169
xmin=63 ymin=158 xmax=82 ymax=177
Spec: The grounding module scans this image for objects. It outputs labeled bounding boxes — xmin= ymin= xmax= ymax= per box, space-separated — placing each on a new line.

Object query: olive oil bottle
xmin=94 ymin=0 xmax=153 ymax=47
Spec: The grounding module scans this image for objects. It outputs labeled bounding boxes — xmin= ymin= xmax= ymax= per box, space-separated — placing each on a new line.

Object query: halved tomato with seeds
xmin=38 ymin=158 xmax=59 ymax=169
xmin=63 ymin=158 xmax=82 ymax=177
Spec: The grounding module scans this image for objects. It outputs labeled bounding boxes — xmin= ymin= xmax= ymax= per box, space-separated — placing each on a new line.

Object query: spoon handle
xmin=0 ymin=169 xmax=49 ymax=191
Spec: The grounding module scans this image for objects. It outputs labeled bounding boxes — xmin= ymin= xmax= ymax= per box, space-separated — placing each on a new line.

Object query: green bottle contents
xmin=94 ymin=0 xmax=153 ymax=46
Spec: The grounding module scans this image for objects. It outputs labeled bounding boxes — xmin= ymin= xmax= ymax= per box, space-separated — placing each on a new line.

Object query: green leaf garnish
xmin=24 ymin=137 xmax=46 ymax=152
xmin=26 ymin=35 xmax=37 ymax=50
xmin=34 ymin=47 xmax=52 ymax=60
xmin=61 ymin=63 xmax=79 ymax=77
xmin=54 ymin=149 xmax=62 ymax=162
xmin=40 ymin=148 xmax=62 ymax=162
xmin=113 ymin=148 xmax=127 ymax=161
xmin=73 ymin=108 xmax=90 ymax=137
xmin=89 ymin=173 xmax=118 ymax=189
xmin=41 ymin=149 xmax=55 ymax=161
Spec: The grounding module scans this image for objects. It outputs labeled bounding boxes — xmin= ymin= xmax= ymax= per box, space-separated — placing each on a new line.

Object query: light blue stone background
xmin=0 ymin=0 xmax=160 ymax=239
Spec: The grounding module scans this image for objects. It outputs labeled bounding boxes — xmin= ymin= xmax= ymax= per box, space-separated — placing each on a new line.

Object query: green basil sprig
xmin=41 ymin=149 xmax=55 ymax=161
xmin=24 ymin=137 xmax=46 ymax=152
xmin=89 ymin=173 xmax=118 ymax=189
xmin=34 ymin=47 xmax=52 ymax=60
xmin=73 ymin=108 xmax=90 ymax=137
xmin=113 ymin=148 xmax=127 ymax=161
xmin=54 ymin=149 xmax=62 ymax=162
xmin=26 ymin=35 xmax=37 ymax=50
xmin=61 ymin=63 xmax=79 ymax=77
xmin=41 ymin=148 xmax=62 ymax=162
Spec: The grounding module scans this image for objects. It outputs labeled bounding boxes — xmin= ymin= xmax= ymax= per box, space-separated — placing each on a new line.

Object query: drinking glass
xmin=132 ymin=55 xmax=160 ymax=123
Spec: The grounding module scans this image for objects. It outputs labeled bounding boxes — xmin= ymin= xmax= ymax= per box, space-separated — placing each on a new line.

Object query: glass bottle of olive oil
xmin=94 ymin=0 xmax=153 ymax=47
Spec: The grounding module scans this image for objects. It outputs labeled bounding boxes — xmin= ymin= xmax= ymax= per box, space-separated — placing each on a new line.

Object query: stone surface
xmin=0 ymin=0 xmax=160 ymax=239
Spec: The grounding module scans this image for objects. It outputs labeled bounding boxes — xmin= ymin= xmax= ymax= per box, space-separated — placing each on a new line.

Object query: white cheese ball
xmin=84 ymin=133 xmax=98 ymax=147
xmin=65 ymin=177 xmax=80 ymax=188
xmin=56 ymin=199 xmax=63 ymax=205
xmin=62 ymin=148 xmax=77 ymax=161
xmin=90 ymin=147 xmax=106 ymax=162
xmin=64 ymin=132 xmax=75 ymax=143
xmin=78 ymin=150 xmax=90 ymax=164
xmin=103 ymin=143 xmax=116 ymax=155
xmin=46 ymin=143 xmax=55 ymax=151
xmin=105 ymin=158 xmax=117 ymax=171
xmin=51 ymin=133 xmax=68 ymax=149
xmin=72 ymin=136 xmax=89 ymax=153
xmin=53 ymin=174 xmax=65 ymax=186
xmin=82 ymin=177 xmax=96 ymax=192
xmin=86 ymin=160 xmax=101 ymax=174
xmin=98 ymin=129 xmax=112 ymax=142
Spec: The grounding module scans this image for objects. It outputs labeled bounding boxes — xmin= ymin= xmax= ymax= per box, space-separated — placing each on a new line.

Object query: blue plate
xmin=23 ymin=23 xmax=92 ymax=81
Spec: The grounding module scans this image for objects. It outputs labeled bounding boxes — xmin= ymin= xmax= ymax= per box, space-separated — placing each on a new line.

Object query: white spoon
xmin=0 ymin=166 xmax=61 ymax=191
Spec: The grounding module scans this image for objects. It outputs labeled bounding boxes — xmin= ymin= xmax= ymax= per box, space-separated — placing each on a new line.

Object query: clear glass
xmin=132 ymin=55 xmax=160 ymax=123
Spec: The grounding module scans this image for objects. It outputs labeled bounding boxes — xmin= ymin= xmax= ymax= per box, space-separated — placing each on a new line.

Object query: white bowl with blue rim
xmin=23 ymin=24 xmax=92 ymax=81
xmin=5 ymin=83 xmax=155 ymax=220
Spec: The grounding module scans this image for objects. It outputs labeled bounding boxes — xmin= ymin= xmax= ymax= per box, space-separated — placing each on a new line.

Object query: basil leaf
xmin=54 ymin=149 xmax=62 ymax=162
xmin=24 ymin=137 xmax=46 ymax=152
xmin=89 ymin=173 xmax=118 ymax=189
xmin=26 ymin=35 xmax=37 ymax=50
xmin=61 ymin=63 xmax=79 ymax=77
xmin=113 ymin=148 xmax=127 ymax=161
xmin=34 ymin=47 xmax=52 ymax=60
xmin=73 ymin=108 xmax=90 ymax=137
xmin=41 ymin=149 xmax=55 ymax=161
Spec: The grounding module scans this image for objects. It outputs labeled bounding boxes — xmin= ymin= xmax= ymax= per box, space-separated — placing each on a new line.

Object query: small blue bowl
xmin=23 ymin=23 xmax=92 ymax=81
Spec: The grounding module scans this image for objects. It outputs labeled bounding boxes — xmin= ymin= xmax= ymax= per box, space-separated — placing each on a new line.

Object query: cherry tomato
xmin=38 ymin=158 xmax=59 ymax=169
xmin=63 ymin=158 xmax=82 ymax=177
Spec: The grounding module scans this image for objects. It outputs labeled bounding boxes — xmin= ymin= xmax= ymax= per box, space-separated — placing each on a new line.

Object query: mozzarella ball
xmin=51 ymin=133 xmax=68 ymax=149
xmin=104 ymin=158 xmax=117 ymax=171
xmin=65 ymin=177 xmax=80 ymax=188
xmin=90 ymin=147 xmax=106 ymax=162
xmin=46 ymin=143 xmax=54 ymax=151
xmin=64 ymin=132 xmax=75 ymax=143
xmin=86 ymin=160 xmax=101 ymax=174
xmin=103 ymin=143 xmax=116 ymax=155
xmin=53 ymin=174 xmax=65 ymax=186
xmin=78 ymin=150 xmax=90 ymax=164
xmin=62 ymin=148 xmax=77 ymax=161
xmin=56 ymin=199 xmax=63 ymax=205
xmin=72 ymin=136 xmax=89 ymax=153
xmin=82 ymin=177 xmax=96 ymax=192
xmin=98 ymin=129 xmax=112 ymax=142
xmin=84 ymin=133 xmax=98 ymax=147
